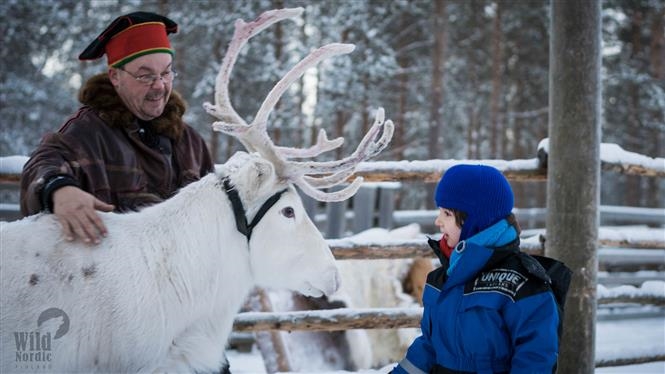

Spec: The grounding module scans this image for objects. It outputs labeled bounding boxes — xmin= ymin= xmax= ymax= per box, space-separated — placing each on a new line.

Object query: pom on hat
xmin=434 ymin=164 xmax=514 ymax=241
xmin=79 ymin=12 xmax=178 ymax=67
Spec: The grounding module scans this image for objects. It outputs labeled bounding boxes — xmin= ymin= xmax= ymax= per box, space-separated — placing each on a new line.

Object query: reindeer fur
xmin=1 ymin=152 xmax=339 ymax=373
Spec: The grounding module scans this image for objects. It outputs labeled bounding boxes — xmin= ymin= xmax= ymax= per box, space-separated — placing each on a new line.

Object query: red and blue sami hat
xmin=79 ymin=12 xmax=178 ymax=67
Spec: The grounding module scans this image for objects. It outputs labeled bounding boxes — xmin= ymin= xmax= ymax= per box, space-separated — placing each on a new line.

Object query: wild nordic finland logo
xmin=466 ymin=269 xmax=528 ymax=300
xmin=13 ymin=307 xmax=69 ymax=370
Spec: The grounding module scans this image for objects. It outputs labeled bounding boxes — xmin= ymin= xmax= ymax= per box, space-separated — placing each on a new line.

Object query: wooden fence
xmin=230 ymin=232 xmax=664 ymax=369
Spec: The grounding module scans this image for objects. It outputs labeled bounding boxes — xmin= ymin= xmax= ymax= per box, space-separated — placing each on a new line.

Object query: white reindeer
xmin=0 ymin=8 xmax=393 ymax=373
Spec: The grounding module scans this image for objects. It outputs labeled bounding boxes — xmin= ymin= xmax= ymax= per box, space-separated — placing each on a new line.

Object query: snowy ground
xmin=227 ymin=315 xmax=665 ymax=373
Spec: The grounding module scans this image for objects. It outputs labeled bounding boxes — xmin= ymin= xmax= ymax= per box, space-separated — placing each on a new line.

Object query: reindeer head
xmin=205 ymin=8 xmax=394 ymax=297
xmin=219 ymin=152 xmax=339 ymax=297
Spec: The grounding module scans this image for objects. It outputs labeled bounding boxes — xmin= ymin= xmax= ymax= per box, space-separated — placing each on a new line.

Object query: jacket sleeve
xmin=20 ymin=132 xmax=81 ymax=216
xmin=198 ymin=135 xmax=214 ymax=176
xmin=179 ymin=125 xmax=215 ymax=179
xmin=503 ymin=291 xmax=560 ymax=373
xmin=393 ymin=304 xmax=436 ymax=374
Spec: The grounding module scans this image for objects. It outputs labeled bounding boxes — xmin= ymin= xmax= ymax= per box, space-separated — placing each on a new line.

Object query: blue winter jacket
xmin=394 ymin=219 xmax=560 ymax=374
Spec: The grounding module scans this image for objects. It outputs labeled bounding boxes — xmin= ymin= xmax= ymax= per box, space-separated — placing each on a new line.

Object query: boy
xmin=393 ymin=164 xmax=564 ymax=374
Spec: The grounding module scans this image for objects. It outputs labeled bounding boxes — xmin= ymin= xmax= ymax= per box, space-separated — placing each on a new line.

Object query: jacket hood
xmin=78 ymin=73 xmax=186 ymax=139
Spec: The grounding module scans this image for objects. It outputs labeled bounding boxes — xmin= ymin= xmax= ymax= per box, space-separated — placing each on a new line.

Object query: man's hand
xmin=52 ymin=186 xmax=115 ymax=244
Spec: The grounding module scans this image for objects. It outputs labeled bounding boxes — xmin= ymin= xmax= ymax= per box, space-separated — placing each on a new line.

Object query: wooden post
xmin=547 ymin=1 xmax=601 ymax=373
xmin=248 ymin=289 xmax=292 ymax=373
xmin=353 ymin=185 xmax=376 ymax=233
xmin=378 ymin=184 xmax=399 ymax=229
xmin=325 ymin=186 xmax=348 ymax=238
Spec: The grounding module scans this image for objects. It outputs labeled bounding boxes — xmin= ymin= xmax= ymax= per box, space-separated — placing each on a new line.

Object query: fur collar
xmin=78 ymin=73 xmax=186 ymax=139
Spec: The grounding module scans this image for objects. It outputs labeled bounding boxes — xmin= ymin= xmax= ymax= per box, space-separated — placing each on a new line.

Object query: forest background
xmin=1 ymin=0 xmax=663 ymax=211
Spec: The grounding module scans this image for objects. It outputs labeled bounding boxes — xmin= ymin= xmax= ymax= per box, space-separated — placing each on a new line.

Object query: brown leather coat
xmin=20 ymin=73 xmax=214 ymax=215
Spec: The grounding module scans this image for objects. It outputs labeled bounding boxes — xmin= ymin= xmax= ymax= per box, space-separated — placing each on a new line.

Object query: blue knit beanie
xmin=434 ymin=164 xmax=514 ymax=241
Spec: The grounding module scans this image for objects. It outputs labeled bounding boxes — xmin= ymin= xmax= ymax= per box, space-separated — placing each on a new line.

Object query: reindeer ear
xmin=244 ymin=156 xmax=277 ymax=196
xmin=252 ymin=157 xmax=276 ymax=185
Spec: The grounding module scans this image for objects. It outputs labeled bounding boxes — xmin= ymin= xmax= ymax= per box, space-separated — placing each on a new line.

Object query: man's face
xmin=108 ymin=53 xmax=174 ymax=121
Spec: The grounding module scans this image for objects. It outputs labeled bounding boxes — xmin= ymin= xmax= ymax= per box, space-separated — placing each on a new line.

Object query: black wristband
xmin=40 ymin=175 xmax=79 ymax=213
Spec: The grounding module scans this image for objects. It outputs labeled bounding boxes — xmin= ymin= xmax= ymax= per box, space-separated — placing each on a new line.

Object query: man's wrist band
xmin=40 ymin=175 xmax=79 ymax=213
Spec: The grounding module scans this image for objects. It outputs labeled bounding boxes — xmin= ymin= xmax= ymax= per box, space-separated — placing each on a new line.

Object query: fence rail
xmin=350 ymin=141 xmax=665 ymax=182
xmin=595 ymin=354 xmax=665 ymax=368
xmin=233 ymin=307 xmax=422 ymax=332
xmin=233 ymin=289 xmax=665 ymax=333
xmin=2 ymin=144 xmax=664 ymax=185
xmin=327 ymin=232 xmax=664 ymax=259
xmin=326 ymin=228 xmax=665 ymax=270
xmin=395 ymin=206 xmax=665 ymax=229
xmin=327 ymin=241 xmax=665 ymax=271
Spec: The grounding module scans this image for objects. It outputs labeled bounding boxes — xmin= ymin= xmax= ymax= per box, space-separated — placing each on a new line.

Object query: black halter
xmin=222 ymin=177 xmax=288 ymax=240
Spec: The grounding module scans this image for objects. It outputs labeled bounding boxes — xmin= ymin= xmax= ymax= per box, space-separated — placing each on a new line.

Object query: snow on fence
xmin=349 ymin=139 xmax=665 ymax=182
xmin=232 ymin=279 xmax=665 ymax=334
xmin=392 ymin=205 xmax=665 ymax=230
xmin=1 ymin=140 xmax=664 ymax=184
xmin=326 ymin=229 xmax=664 ymax=261
xmin=1 ymin=142 xmax=663 ymax=369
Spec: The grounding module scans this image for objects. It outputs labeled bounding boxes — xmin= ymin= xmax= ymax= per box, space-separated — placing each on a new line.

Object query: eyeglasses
xmin=117 ymin=67 xmax=178 ymax=86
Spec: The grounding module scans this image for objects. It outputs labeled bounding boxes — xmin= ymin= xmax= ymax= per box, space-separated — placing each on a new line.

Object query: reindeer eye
xmin=281 ymin=207 xmax=295 ymax=218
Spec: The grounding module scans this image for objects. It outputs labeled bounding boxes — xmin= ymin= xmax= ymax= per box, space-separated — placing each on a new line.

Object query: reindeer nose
xmin=318 ymin=266 xmax=341 ymax=296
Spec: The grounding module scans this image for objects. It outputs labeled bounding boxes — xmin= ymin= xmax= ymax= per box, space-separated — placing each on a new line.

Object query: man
xmin=19 ymin=12 xmax=233 ymax=374
xmin=20 ymin=12 xmax=214 ymax=244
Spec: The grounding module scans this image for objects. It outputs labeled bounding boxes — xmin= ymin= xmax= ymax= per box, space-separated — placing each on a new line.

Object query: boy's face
xmin=435 ymin=208 xmax=462 ymax=248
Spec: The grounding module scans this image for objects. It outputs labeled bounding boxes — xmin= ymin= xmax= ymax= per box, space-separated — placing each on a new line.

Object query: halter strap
xmin=222 ymin=177 xmax=288 ymax=240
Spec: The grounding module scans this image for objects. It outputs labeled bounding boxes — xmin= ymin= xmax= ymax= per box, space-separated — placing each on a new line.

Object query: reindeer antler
xmin=204 ymin=8 xmax=394 ymax=202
